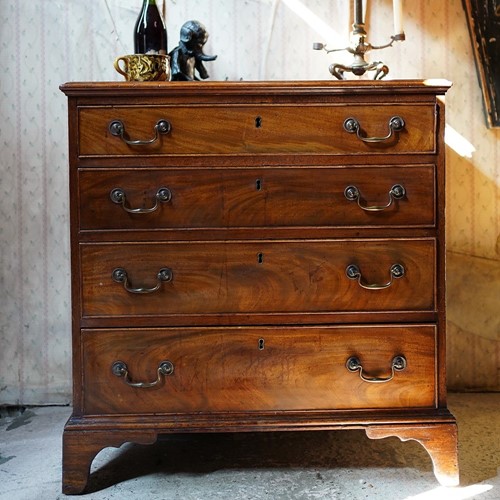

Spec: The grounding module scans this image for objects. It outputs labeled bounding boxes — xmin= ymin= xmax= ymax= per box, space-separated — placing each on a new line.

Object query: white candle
xmin=393 ymin=0 xmax=404 ymax=35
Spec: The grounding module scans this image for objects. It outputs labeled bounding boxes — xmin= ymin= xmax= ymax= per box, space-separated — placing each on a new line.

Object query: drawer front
xmin=79 ymin=166 xmax=435 ymax=230
xmin=78 ymin=104 xmax=435 ymax=156
xmin=82 ymin=326 xmax=437 ymax=414
xmin=81 ymin=239 xmax=435 ymax=318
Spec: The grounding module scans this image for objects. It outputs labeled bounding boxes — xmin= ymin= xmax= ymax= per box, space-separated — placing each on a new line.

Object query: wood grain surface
xmin=79 ymin=166 xmax=436 ymax=230
xmin=80 ymin=239 xmax=436 ymax=318
xmin=82 ymin=325 xmax=437 ymax=414
xmin=78 ymin=104 xmax=436 ymax=156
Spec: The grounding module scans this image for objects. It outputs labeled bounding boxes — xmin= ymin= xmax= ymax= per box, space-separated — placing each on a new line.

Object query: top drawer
xmin=78 ymin=104 xmax=436 ymax=157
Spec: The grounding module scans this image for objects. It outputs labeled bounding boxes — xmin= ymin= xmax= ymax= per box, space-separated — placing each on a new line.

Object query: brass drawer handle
xmin=108 ymin=119 xmax=171 ymax=146
xmin=112 ymin=360 xmax=174 ymax=388
xmin=110 ymin=187 xmax=172 ymax=214
xmin=346 ymin=355 xmax=407 ymax=383
xmin=344 ymin=184 xmax=405 ymax=212
xmin=345 ymin=263 xmax=405 ymax=290
xmin=112 ymin=267 xmax=173 ymax=294
xmin=343 ymin=115 xmax=405 ymax=143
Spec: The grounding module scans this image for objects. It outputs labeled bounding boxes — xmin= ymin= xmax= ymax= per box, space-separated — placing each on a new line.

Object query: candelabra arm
xmin=370 ymin=35 xmax=401 ymax=50
xmin=325 ymin=47 xmax=351 ymax=54
xmin=312 ymin=43 xmax=350 ymax=55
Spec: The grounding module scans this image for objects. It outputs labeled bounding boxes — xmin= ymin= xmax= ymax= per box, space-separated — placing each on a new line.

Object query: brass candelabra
xmin=313 ymin=0 xmax=405 ymax=80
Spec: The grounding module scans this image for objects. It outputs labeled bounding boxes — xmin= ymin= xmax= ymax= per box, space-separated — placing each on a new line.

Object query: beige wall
xmin=0 ymin=0 xmax=498 ymax=404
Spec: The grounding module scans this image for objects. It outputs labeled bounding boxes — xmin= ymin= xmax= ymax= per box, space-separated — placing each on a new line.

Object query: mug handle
xmin=114 ymin=56 xmax=129 ymax=80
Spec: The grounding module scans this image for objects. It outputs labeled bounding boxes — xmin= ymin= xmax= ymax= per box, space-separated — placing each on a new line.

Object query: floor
xmin=0 ymin=393 xmax=498 ymax=500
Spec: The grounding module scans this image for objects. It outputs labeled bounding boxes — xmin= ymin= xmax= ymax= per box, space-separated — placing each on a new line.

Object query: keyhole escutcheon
xmin=255 ymin=116 xmax=262 ymax=128
xmin=258 ymin=338 xmax=265 ymax=350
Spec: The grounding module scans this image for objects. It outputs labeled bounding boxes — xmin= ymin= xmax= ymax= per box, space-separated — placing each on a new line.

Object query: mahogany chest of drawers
xmin=60 ymin=80 xmax=458 ymax=493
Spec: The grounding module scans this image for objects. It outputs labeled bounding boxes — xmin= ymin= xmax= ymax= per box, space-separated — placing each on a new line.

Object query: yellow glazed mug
xmin=114 ymin=54 xmax=170 ymax=81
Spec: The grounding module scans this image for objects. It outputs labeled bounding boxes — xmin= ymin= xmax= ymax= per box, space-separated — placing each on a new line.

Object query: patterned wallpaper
xmin=0 ymin=0 xmax=498 ymax=404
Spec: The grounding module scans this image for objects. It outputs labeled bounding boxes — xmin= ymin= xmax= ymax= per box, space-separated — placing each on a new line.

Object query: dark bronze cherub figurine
xmin=169 ymin=20 xmax=217 ymax=81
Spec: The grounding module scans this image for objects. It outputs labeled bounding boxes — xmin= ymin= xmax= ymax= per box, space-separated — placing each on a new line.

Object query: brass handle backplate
xmin=112 ymin=360 xmax=174 ymax=388
xmin=344 ymin=184 xmax=405 ymax=212
xmin=110 ymin=187 xmax=172 ymax=214
xmin=343 ymin=115 xmax=405 ymax=143
xmin=112 ymin=267 xmax=173 ymax=294
xmin=346 ymin=355 xmax=407 ymax=383
xmin=108 ymin=119 xmax=171 ymax=146
xmin=345 ymin=263 xmax=405 ymax=290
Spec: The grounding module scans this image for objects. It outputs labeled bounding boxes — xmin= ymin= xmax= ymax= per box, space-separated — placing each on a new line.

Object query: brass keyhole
xmin=255 ymin=116 xmax=262 ymax=128
xmin=258 ymin=338 xmax=265 ymax=350
xmin=256 ymin=179 xmax=262 ymax=191
xmin=257 ymin=252 xmax=264 ymax=264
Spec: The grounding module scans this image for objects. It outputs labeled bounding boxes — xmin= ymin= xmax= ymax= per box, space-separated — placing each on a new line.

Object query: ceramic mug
xmin=114 ymin=54 xmax=170 ymax=82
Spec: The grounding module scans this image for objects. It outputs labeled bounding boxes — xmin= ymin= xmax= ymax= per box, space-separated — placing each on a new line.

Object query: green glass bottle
xmin=134 ymin=0 xmax=168 ymax=55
